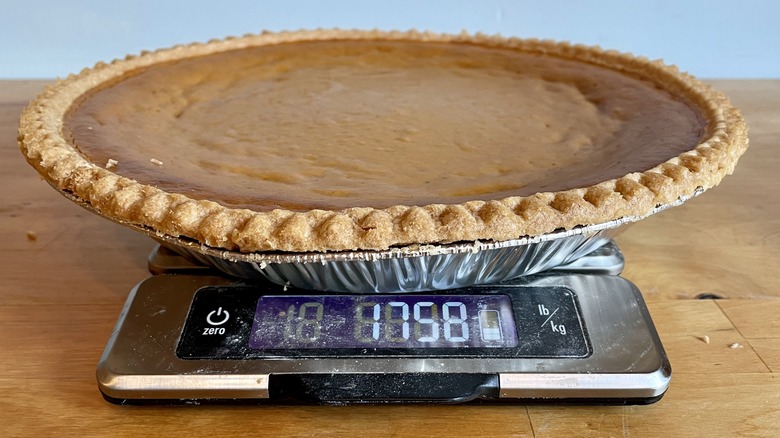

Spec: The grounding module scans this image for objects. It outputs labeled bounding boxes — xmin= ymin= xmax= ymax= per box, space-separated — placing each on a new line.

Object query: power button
xmin=178 ymin=285 xmax=265 ymax=360
xmin=206 ymin=307 xmax=230 ymax=326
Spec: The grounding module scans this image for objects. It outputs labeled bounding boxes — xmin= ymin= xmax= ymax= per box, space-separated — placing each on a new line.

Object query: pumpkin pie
xmin=18 ymin=30 xmax=748 ymax=253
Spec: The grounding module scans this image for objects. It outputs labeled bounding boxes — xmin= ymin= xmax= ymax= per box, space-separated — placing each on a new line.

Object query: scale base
xmin=97 ymin=270 xmax=670 ymax=406
xmin=101 ymin=373 xmax=666 ymax=406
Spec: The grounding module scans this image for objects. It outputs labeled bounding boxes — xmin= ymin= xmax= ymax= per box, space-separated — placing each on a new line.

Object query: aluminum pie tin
xmin=165 ymin=225 xmax=618 ymax=292
xmin=61 ymin=187 xmax=703 ymax=293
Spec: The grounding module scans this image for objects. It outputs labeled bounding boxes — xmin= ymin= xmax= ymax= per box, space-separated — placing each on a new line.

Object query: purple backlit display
xmin=249 ymin=295 xmax=518 ymax=349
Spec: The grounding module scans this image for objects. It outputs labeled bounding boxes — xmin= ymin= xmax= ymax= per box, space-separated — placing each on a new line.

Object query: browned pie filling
xmin=64 ymin=39 xmax=706 ymax=212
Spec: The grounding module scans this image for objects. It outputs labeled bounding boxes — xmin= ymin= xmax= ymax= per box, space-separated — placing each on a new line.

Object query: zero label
xmin=202 ymin=327 xmax=226 ymax=335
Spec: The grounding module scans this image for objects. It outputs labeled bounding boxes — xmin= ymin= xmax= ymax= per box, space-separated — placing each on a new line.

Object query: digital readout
xmin=249 ymin=295 xmax=518 ymax=349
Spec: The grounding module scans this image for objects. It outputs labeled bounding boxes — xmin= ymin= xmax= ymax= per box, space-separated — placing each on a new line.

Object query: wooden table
xmin=1 ymin=80 xmax=778 ymax=436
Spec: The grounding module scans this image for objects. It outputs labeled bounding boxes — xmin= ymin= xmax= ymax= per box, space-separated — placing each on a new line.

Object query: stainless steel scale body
xmin=97 ymin=242 xmax=670 ymax=405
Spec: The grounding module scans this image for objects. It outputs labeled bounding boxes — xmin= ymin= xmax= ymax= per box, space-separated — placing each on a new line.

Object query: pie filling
xmin=64 ymin=39 xmax=706 ymax=212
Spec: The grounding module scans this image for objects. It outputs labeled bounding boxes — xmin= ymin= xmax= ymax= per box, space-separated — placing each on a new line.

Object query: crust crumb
xmin=26 ymin=230 xmax=37 ymax=241
xmin=106 ymin=158 xmax=118 ymax=169
xmin=698 ymin=335 xmax=710 ymax=344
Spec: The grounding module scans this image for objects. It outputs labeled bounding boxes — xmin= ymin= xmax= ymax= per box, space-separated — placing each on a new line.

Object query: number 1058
xmin=282 ymin=301 xmax=472 ymax=344
xmin=355 ymin=301 xmax=470 ymax=343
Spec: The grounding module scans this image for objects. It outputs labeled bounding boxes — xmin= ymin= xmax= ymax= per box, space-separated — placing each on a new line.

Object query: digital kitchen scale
xmin=97 ymin=241 xmax=670 ymax=405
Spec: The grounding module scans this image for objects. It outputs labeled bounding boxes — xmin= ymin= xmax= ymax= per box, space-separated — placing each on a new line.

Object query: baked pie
xmin=18 ymin=30 xmax=748 ymax=253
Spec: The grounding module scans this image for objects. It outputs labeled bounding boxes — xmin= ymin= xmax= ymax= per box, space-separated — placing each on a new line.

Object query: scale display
xmin=250 ymin=295 xmax=519 ymax=349
xmin=176 ymin=284 xmax=590 ymax=359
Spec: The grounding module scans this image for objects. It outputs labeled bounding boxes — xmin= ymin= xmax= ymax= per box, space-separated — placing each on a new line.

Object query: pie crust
xmin=18 ymin=30 xmax=748 ymax=253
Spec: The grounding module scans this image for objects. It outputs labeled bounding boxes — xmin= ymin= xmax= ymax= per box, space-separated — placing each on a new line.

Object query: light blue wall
xmin=3 ymin=0 xmax=778 ymax=78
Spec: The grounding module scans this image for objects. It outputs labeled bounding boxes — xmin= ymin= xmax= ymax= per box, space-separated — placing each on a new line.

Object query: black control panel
xmin=176 ymin=283 xmax=591 ymax=360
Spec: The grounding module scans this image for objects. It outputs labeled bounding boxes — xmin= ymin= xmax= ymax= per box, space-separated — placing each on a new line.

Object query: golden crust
xmin=18 ymin=29 xmax=748 ymax=253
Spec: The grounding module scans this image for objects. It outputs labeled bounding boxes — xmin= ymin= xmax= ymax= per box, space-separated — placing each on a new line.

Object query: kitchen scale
xmin=97 ymin=240 xmax=670 ymax=405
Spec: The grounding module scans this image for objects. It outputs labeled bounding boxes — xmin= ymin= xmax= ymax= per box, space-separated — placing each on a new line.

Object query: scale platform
xmin=97 ymin=242 xmax=670 ymax=405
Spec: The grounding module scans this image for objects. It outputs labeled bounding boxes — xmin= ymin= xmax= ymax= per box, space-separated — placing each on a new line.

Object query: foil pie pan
xmin=61 ymin=187 xmax=703 ymax=293
xmin=164 ymin=225 xmax=618 ymax=292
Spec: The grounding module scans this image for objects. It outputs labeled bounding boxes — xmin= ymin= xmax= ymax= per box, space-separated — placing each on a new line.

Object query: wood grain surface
xmin=1 ymin=80 xmax=778 ymax=437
